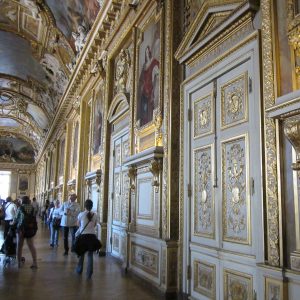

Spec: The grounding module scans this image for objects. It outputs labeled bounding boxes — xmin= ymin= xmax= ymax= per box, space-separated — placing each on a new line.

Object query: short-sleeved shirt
xmin=4 ymin=202 xmax=17 ymax=221
xmin=77 ymin=211 xmax=97 ymax=235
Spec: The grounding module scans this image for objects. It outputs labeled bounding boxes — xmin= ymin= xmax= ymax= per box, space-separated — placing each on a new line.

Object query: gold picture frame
xmin=133 ymin=7 xmax=163 ymax=152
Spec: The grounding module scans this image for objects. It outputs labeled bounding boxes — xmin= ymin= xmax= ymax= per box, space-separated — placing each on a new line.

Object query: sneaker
xmin=50 ymin=244 xmax=54 ymax=248
xmin=63 ymin=251 xmax=68 ymax=256
xmin=30 ymin=265 xmax=38 ymax=269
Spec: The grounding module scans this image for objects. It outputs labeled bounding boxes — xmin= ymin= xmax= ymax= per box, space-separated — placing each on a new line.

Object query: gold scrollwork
xmin=194 ymin=145 xmax=214 ymax=238
xmin=149 ymin=158 xmax=162 ymax=192
xmin=128 ymin=166 xmax=137 ymax=190
xmin=222 ymin=135 xmax=250 ymax=244
xmin=154 ymin=109 xmax=163 ymax=146
xmin=284 ymin=117 xmax=300 ymax=170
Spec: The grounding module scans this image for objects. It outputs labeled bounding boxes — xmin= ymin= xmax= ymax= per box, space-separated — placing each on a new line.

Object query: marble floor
xmin=0 ymin=222 xmax=173 ymax=300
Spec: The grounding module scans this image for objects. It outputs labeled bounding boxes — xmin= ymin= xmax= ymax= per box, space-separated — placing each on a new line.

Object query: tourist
xmin=60 ymin=193 xmax=80 ymax=255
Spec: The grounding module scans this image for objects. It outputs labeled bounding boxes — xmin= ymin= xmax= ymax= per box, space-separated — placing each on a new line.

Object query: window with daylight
xmin=0 ymin=170 xmax=11 ymax=201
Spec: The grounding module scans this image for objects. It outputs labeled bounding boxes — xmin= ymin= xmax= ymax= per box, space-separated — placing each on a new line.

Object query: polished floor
xmin=0 ymin=222 xmax=168 ymax=300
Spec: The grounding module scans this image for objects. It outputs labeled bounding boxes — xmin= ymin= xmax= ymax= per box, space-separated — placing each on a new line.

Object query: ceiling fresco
xmin=45 ymin=0 xmax=100 ymax=48
xmin=0 ymin=31 xmax=47 ymax=82
xmin=0 ymin=0 xmax=101 ymax=164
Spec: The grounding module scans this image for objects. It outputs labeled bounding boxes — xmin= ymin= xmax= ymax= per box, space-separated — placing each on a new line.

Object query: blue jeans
xmin=76 ymin=251 xmax=93 ymax=278
xmin=63 ymin=226 xmax=78 ymax=253
xmin=50 ymin=223 xmax=59 ymax=246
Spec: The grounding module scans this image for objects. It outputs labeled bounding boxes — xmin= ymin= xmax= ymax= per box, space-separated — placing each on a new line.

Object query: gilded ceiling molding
xmin=261 ymin=0 xmax=280 ymax=266
xmin=37 ymin=1 xmax=126 ymax=163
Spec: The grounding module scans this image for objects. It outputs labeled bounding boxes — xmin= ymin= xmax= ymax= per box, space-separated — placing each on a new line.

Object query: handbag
xmin=52 ymin=217 xmax=61 ymax=229
xmin=72 ymin=220 xmax=91 ymax=256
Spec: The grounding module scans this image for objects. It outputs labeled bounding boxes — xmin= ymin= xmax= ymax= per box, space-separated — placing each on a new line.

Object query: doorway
xmin=0 ymin=170 xmax=11 ymax=202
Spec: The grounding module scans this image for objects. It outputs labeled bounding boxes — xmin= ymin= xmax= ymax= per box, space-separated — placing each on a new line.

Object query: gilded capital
xmin=128 ymin=166 xmax=137 ymax=190
xmin=284 ymin=117 xmax=300 ymax=170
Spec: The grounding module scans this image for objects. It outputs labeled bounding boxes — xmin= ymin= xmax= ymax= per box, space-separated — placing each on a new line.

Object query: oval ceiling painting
xmin=0 ymin=137 xmax=35 ymax=164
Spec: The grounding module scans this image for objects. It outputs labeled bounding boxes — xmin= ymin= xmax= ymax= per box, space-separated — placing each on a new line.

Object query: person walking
xmin=60 ymin=193 xmax=80 ymax=255
xmin=31 ymin=197 xmax=39 ymax=218
xmin=14 ymin=196 xmax=38 ymax=269
xmin=75 ymin=199 xmax=101 ymax=279
xmin=48 ymin=200 xmax=61 ymax=247
xmin=3 ymin=196 xmax=17 ymax=239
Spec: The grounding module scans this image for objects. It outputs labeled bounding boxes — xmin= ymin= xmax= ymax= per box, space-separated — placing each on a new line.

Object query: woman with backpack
xmin=14 ymin=196 xmax=38 ymax=269
xmin=74 ymin=199 xmax=101 ymax=279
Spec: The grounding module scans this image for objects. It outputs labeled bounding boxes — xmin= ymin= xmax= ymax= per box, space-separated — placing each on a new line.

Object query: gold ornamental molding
xmin=287 ymin=0 xmax=300 ymax=90
xmin=261 ymin=0 xmax=280 ymax=266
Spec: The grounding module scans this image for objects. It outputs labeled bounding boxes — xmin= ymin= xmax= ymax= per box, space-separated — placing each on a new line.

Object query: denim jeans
xmin=76 ymin=251 xmax=93 ymax=278
xmin=50 ymin=223 xmax=59 ymax=246
xmin=63 ymin=226 xmax=78 ymax=253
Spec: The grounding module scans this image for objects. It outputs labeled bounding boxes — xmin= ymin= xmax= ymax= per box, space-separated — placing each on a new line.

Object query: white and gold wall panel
xmin=193 ymin=260 xmax=216 ymax=299
xmin=221 ymin=134 xmax=250 ymax=245
xmin=131 ymin=243 xmax=159 ymax=277
xmin=135 ymin=168 xmax=160 ymax=237
xmin=193 ymin=144 xmax=215 ymax=239
xmin=223 ymin=269 xmax=253 ymax=300
xmin=190 ymin=250 xmax=219 ymax=300
xmin=111 ymin=227 xmax=128 ymax=261
xmin=264 ymin=277 xmax=286 ymax=300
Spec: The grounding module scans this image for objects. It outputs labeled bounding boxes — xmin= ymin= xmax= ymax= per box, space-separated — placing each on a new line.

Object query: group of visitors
xmin=0 ymin=193 xmax=101 ymax=279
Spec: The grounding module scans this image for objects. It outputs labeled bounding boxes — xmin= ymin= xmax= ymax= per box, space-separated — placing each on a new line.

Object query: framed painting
xmin=136 ymin=17 xmax=161 ymax=128
xmin=72 ymin=121 xmax=79 ymax=169
xmin=18 ymin=174 xmax=29 ymax=192
xmin=58 ymin=137 xmax=65 ymax=178
xmin=92 ymin=89 xmax=103 ymax=156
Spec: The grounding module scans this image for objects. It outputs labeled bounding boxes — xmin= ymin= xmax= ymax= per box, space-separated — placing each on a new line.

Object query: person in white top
xmin=31 ymin=197 xmax=39 ymax=218
xmin=75 ymin=199 xmax=101 ymax=279
xmin=60 ymin=193 xmax=81 ymax=255
xmin=48 ymin=200 xmax=62 ymax=247
xmin=4 ymin=196 xmax=17 ymax=239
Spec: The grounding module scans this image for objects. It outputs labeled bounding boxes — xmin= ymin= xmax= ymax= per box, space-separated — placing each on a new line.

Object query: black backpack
xmin=20 ymin=206 xmax=38 ymax=238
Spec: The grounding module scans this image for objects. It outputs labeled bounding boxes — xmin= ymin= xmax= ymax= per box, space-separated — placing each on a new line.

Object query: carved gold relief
xmin=221 ymin=72 xmax=248 ymax=129
xmin=114 ymin=48 xmax=131 ymax=94
xmin=284 ymin=117 xmax=300 ymax=170
xmin=194 ymin=145 xmax=214 ymax=238
xmin=131 ymin=243 xmax=159 ymax=276
xmin=265 ymin=277 xmax=287 ymax=300
xmin=121 ymin=171 xmax=129 ymax=225
xmin=224 ymin=269 xmax=253 ymax=300
xmin=193 ymin=93 xmax=213 ymax=138
xmin=113 ymin=173 xmax=121 ymax=222
xmin=128 ymin=166 xmax=137 ymax=190
xmin=115 ymin=143 xmax=121 ymax=167
xmin=148 ymin=158 xmax=162 ymax=192
xmin=122 ymin=139 xmax=130 ymax=162
xmin=222 ymin=135 xmax=250 ymax=244
xmin=193 ymin=260 xmax=216 ymax=299
xmin=262 ymin=0 xmax=280 ymax=266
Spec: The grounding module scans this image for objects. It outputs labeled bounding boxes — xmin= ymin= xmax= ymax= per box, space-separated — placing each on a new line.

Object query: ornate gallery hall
xmin=1 ymin=0 xmax=300 ymax=299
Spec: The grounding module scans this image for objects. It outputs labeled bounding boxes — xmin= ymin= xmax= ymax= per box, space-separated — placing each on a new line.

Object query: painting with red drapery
xmin=137 ymin=20 xmax=160 ymax=127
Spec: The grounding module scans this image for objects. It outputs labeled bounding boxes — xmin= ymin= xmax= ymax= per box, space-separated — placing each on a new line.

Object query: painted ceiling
xmin=0 ymin=0 xmax=101 ymax=164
